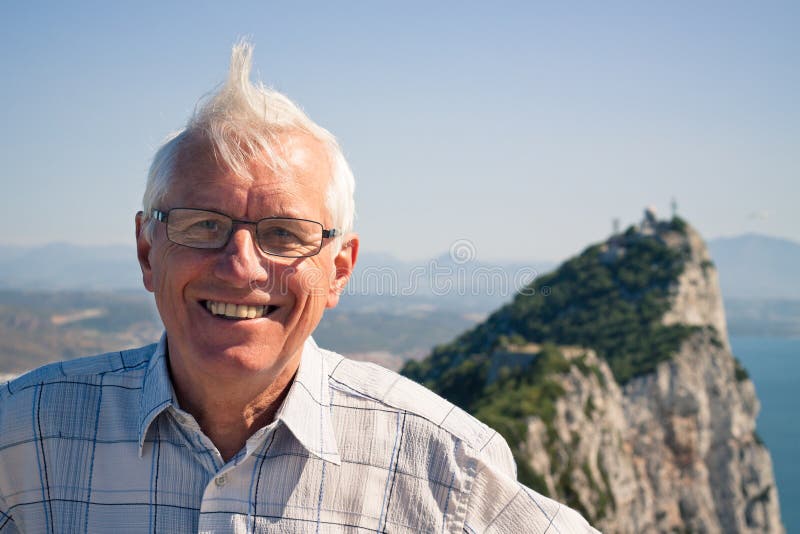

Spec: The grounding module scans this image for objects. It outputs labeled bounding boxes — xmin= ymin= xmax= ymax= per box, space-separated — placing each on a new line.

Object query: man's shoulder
xmin=1 ymin=343 xmax=157 ymax=400
xmin=320 ymin=347 xmax=508 ymax=456
xmin=0 ymin=343 xmax=157 ymax=453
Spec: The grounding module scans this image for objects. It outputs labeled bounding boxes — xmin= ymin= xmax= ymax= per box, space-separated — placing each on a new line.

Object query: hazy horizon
xmin=1 ymin=229 xmax=798 ymax=267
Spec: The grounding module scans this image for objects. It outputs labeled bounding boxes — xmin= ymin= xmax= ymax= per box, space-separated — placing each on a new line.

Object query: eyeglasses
xmin=151 ymin=208 xmax=339 ymax=258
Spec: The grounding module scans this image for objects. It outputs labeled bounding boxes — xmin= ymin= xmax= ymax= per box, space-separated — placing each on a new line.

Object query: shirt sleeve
xmin=464 ymin=433 xmax=601 ymax=533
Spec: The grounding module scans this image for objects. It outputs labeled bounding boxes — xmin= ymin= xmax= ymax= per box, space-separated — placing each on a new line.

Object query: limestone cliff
xmin=402 ymin=216 xmax=784 ymax=532
xmin=526 ymin=333 xmax=781 ymax=532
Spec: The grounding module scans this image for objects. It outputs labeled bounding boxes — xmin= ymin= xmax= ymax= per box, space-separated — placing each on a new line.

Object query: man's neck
xmin=188 ymin=381 xmax=292 ymax=462
xmin=166 ymin=346 xmax=301 ymax=463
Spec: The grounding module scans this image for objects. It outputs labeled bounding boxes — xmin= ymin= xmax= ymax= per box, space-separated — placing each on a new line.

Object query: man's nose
xmin=213 ymin=225 xmax=270 ymax=287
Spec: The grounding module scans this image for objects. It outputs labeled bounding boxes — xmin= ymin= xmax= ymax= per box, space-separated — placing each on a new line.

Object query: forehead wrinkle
xmin=164 ymin=174 xmax=250 ymax=211
xmin=245 ymin=185 xmax=308 ymax=220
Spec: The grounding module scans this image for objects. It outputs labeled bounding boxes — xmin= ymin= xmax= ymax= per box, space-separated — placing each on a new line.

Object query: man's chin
xmin=168 ymin=324 xmax=289 ymax=374
xmin=191 ymin=341 xmax=292 ymax=378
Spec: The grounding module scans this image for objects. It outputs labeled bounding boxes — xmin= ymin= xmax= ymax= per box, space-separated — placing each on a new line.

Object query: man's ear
xmin=326 ymin=234 xmax=359 ymax=309
xmin=135 ymin=211 xmax=155 ymax=293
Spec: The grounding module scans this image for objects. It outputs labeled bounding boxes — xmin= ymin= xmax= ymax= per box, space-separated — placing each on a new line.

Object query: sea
xmin=731 ymin=336 xmax=800 ymax=533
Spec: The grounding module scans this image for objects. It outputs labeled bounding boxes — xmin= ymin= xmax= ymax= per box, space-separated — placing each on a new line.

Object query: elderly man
xmin=0 ymin=44 xmax=597 ymax=533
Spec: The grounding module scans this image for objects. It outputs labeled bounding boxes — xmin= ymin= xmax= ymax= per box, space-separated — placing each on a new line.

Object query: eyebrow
xmin=179 ymin=205 xmax=309 ymax=221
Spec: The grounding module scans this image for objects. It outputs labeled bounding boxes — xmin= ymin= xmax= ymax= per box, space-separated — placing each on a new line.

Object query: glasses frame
xmin=151 ymin=208 xmax=340 ymax=259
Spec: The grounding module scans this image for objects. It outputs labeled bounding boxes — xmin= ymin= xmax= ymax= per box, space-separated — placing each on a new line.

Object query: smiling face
xmin=136 ymin=132 xmax=358 ymax=386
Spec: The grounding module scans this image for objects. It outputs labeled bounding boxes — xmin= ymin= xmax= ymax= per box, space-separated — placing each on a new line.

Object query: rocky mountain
xmin=402 ymin=214 xmax=784 ymax=533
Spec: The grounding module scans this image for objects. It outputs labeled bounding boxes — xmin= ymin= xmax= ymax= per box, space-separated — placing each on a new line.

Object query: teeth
xmin=205 ymin=301 xmax=272 ymax=319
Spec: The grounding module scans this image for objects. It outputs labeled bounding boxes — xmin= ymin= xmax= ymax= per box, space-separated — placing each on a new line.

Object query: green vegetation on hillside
xmin=403 ymin=219 xmax=695 ymax=389
xmin=402 ymin=219 xmax=699 ymax=511
xmin=472 ymin=343 xmax=570 ymax=491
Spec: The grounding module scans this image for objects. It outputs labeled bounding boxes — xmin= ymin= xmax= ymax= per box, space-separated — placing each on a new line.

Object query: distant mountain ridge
xmin=2 ymin=235 xmax=797 ymax=300
xmin=707 ymin=234 xmax=800 ymax=299
xmin=0 ymin=243 xmax=556 ymax=311
xmin=0 ymin=243 xmax=142 ymax=290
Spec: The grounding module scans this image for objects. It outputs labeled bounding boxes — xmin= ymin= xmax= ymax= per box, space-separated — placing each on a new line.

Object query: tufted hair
xmin=140 ymin=41 xmax=355 ymax=249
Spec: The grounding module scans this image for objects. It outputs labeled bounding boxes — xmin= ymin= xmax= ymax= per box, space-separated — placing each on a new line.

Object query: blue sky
xmin=1 ymin=1 xmax=797 ymax=261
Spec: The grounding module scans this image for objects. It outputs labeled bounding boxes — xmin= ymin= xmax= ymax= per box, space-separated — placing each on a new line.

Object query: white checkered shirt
xmin=0 ymin=335 xmax=598 ymax=533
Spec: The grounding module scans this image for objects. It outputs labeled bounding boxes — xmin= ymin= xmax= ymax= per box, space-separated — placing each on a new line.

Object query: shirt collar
xmin=137 ymin=334 xmax=341 ymax=465
xmin=275 ymin=337 xmax=341 ymax=465
xmin=138 ymin=333 xmax=174 ymax=457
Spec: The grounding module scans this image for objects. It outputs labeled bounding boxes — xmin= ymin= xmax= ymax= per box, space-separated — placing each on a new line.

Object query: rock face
xmin=529 ymin=335 xmax=782 ymax=532
xmin=402 ymin=216 xmax=785 ymax=533
xmin=659 ymin=226 xmax=730 ymax=350
xmin=519 ymin=223 xmax=784 ymax=532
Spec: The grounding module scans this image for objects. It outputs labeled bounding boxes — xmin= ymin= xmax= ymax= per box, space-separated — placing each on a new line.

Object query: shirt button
xmin=215 ymin=475 xmax=227 ymax=487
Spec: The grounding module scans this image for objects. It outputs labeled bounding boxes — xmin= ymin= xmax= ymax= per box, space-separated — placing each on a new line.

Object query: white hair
xmin=141 ymin=41 xmax=355 ymax=249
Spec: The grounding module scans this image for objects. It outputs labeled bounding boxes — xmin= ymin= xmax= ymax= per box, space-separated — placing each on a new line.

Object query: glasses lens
xmin=256 ymin=218 xmax=323 ymax=257
xmin=167 ymin=209 xmax=233 ymax=249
